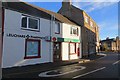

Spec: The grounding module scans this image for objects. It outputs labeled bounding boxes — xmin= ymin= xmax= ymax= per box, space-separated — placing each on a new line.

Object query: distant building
xmin=100 ymin=37 xmax=120 ymax=52
xmin=58 ymin=0 xmax=100 ymax=57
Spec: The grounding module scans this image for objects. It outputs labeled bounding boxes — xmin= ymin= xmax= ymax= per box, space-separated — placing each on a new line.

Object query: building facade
xmin=100 ymin=37 xmax=120 ymax=52
xmin=58 ymin=0 xmax=100 ymax=57
xmin=1 ymin=2 xmax=81 ymax=68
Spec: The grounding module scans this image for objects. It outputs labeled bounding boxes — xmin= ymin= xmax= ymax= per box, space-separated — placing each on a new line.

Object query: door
xmin=53 ymin=42 xmax=61 ymax=62
xmin=77 ymin=43 xmax=80 ymax=57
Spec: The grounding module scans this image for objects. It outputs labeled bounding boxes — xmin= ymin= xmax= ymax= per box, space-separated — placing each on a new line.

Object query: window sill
xmin=21 ymin=28 xmax=40 ymax=32
xmin=70 ymin=53 xmax=77 ymax=55
xmin=70 ymin=34 xmax=79 ymax=36
xmin=55 ymin=32 xmax=60 ymax=34
xmin=24 ymin=56 xmax=41 ymax=59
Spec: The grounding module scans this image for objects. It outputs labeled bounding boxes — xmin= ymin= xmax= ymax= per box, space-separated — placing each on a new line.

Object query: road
xmin=39 ymin=52 xmax=120 ymax=79
xmin=3 ymin=52 xmax=120 ymax=79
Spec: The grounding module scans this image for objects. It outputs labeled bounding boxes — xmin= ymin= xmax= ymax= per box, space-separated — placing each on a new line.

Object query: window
xmin=85 ymin=16 xmax=89 ymax=23
xmin=22 ymin=16 xmax=27 ymax=28
xmin=24 ymin=39 xmax=40 ymax=59
xmin=55 ymin=22 xmax=60 ymax=34
xmin=70 ymin=43 xmax=76 ymax=54
xmin=70 ymin=27 xmax=79 ymax=36
xmin=90 ymin=21 xmax=93 ymax=27
xmin=21 ymin=15 xmax=39 ymax=31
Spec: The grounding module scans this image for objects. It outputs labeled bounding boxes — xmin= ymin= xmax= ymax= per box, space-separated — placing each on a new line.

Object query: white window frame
xmin=90 ymin=21 xmax=93 ymax=27
xmin=55 ymin=21 xmax=61 ymax=34
xmin=21 ymin=15 xmax=40 ymax=31
xmin=70 ymin=27 xmax=79 ymax=36
xmin=85 ymin=16 xmax=89 ymax=23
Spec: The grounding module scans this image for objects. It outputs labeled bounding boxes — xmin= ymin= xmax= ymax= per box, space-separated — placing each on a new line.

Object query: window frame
xmin=85 ymin=16 xmax=89 ymax=24
xmin=70 ymin=27 xmax=79 ymax=36
xmin=55 ymin=21 xmax=61 ymax=34
xmin=21 ymin=15 xmax=40 ymax=31
xmin=24 ymin=39 xmax=41 ymax=59
xmin=69 ymin=42 xmax=77 ymax=55
xmin=90 ymin=21 xmax=94 ymax=27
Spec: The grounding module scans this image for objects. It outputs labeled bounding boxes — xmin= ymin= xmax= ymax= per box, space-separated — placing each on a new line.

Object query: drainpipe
xmin=50 ymin=14 xmax=55 ymax=62
xmin=80 ymin=26 xmax=82 ymax=59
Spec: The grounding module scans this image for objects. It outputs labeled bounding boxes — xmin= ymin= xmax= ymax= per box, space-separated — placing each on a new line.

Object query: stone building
xmin=100 ymin=37 xmax=120 ymax=52
xmin=58 ymin=0 xmax=100 ymax=57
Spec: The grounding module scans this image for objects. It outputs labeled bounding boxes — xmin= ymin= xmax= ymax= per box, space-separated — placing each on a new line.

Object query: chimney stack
xmin=62 ymin=0 xmax=72 ymax=8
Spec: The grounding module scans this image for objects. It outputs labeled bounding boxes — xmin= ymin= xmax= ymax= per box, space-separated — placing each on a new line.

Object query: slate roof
xmin=24 ymin=2 xmax=78 ymax=26
xmin=3 ymin=1 xmax=79 ymax=26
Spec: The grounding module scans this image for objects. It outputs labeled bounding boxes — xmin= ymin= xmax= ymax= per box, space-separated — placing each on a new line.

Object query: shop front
xmin=52 ymin=37 xmax=81 ymax=61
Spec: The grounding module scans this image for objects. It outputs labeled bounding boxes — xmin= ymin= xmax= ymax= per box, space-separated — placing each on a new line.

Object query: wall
xmin=62 ymin=23 xmax=81 ymax=60
xmin=62 ymin=42 xmax=69 ymax=60
xmin=62 ymin=23 xmax=80 ymax=39
xmin=52 ymin=21 xmax=62 ymax=38
xmin=58 ymin=5 xmax=99 ymax=57
xmin=2 ymin=9 xmax=52 ymax=68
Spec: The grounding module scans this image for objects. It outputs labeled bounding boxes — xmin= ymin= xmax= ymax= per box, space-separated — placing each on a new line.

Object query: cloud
xmin=98 ymin=21 xmax=118 ymax=31
xmin=72 ymin=0 xmax=119 ymax=2
xmin=72 ymin=2 xmax=117 ymax=12
xmin=99 ymin=22 xmax=118 ymax=39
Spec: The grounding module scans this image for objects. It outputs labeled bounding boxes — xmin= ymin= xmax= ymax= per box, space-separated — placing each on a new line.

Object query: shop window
xmin=21 ymin=15 xmax=40 ymax=31
xmin=70 ymin=27 xmax=79 ymax=36
xmin=24 ymin=39 xmax=40 ymax=59
xmin=70 ymin=43 xmax=76 ymax=54
xmin=55 ymin=22 xmax=60 ymax=34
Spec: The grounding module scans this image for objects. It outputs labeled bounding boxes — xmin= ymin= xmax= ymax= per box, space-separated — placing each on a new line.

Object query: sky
xmin=28 ymin=2 xmax=118 ymax=40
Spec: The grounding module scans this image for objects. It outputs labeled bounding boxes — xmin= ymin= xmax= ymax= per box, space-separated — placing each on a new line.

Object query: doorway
xmin=53 ymin=42 xmax=61 ymax=62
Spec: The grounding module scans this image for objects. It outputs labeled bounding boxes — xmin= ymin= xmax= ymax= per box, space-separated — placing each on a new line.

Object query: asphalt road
xmin=3 ymin=52 xmax=120 ymax=79
xmin=40 ymin=52 xmax=120 ymax=79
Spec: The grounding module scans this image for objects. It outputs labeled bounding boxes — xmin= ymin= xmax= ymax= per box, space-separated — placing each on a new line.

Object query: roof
xmin=71 ymin=5 xmax=99 ymax=27
xmin=24 ymin=2 xmax=78 ymax=26
xmin=100 ymin=38 xmax=116 ymax=43
xmin=2 ymin=2 xmax=51 ymax=20
xmin=3 ymin=1 xmax=78 ymax=26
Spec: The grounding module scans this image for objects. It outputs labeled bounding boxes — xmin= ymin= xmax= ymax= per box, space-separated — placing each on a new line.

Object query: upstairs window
xmin=55 ymin=22 xmax=60 ymax=34
xmin=70 ymin=27 xmax=79 ymax=36
xmin=22 ymin=16 xmax=27 ymax=28
xmin=85 ymin=16 xmax=89 ymax=23
xmin=21 ymin=15 xmax=40 ymax=31
xmin=90 ymin=21 xmax=93 ymax=27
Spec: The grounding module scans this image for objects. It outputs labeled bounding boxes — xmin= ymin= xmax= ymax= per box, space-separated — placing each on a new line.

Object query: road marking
xmin=112 ymin=60 xmax=120 ymax=65
xmin=97 ymin=56 xmax=106 ymax=60
xmin=73 ymin=67 xmax=106 ymax=79
xmin=38 ymin=66 xmax=86 ymax=77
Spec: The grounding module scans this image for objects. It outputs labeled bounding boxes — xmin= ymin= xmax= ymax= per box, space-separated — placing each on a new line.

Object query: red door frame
xmin=77 ymin=43 xmax=80 ymax=57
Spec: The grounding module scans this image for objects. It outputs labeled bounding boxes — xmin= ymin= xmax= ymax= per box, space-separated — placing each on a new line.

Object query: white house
xmin=36 ymin=8 xmax=82 ymax=62
xmin=1 ymin=2 xmax=82 ymax=68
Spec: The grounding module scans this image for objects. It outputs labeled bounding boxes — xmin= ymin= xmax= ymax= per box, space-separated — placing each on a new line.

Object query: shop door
xmin=53 ymin=42 xmax=61 ymax=62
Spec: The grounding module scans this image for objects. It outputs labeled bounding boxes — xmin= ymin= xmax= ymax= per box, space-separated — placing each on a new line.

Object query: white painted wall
xmin=62 ymin=42 xmax=69 ymax=60
xmin=61 ymin=23 xmax=81 ymax=60
xmin=62 ymin=23 xmax=80 ymax=40
xmin=2 ymin=9 xmax=52 ymax=68
xmin=52 ymin=21 xmax=62 ymax=38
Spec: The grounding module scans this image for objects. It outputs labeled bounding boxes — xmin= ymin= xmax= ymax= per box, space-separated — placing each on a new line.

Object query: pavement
xmin=2 ymin=53 xmax=105 ymax=78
